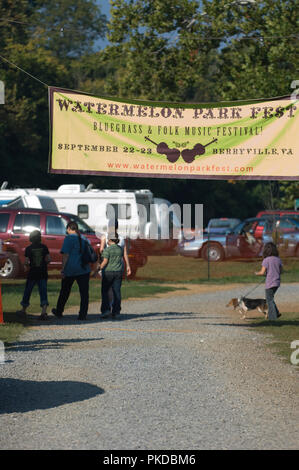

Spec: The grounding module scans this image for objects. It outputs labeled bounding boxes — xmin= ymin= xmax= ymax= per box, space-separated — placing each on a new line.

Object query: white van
xmin=0 ymin=185 xmax=58 ymax=211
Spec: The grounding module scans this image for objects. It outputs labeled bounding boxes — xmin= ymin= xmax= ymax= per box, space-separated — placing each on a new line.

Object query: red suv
xmin=0 ymin=208 xmax=147 ymax=279
xmin=255 ymin=211 xmax=299 ymax=238
xmin=256 ymin=210 xmax=299 ymax=218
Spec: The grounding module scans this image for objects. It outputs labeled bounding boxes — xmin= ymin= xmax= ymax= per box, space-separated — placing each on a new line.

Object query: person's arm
xmin=100 ymin=257 xmax=108 ymax=270
xmin=99 ymin=235 xmax=106 ymax=253
xmin=255 ymin=266 xmax=266 ymax=276
xmin=60 ymin=236 xmax=71 ymax=277
xmin=123 ymin=243 xmax=131 ymax=276
xmin=24 ymin=256 xmax=30 ymax=272
xmin=99 ymin=246 xmax=109 ymax=272
xmin=61 ymin=253 xmax=69 ymax=276
xmin=44 ymin=246 xmax=51 ymax=265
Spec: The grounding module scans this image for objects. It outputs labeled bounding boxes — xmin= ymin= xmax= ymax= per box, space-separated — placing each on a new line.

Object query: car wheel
xmin=202 ymin=243 xmax=225 ymax=262
xmin=0 ymin=255 xmax=20 ymax=279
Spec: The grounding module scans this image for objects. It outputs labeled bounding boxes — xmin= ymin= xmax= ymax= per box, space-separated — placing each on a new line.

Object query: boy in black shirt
xmin=18 ymin=230 xmax=51 ymax=320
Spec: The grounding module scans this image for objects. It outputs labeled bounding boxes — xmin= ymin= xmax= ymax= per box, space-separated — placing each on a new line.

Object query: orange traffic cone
xmin=0 ymin=282 xmax=4 ymax=324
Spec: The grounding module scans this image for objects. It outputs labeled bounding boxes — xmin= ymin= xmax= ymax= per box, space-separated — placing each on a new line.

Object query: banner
xmin=48 ymin=87 xmax=299 ymax=180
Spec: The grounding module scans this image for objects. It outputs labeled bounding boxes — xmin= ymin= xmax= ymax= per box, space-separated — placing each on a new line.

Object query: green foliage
xmin=0 ymin=0 xmax=107 ymax=183
xmin=32 ymin=0 xmax=107 ymax=58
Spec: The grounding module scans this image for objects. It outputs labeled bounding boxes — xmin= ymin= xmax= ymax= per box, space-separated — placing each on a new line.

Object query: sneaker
xmin=16 ymin=310 xmax=27 ymax=316
xmin=39 ymin=313 xmax=49 ymax=321
xmin=100 ymin=311 xmax=111 ymax=319
xmin=51 ymin=308 xmax=63 ymax=318
xmin=77 ymin=315 xmax=88 ymax=321
xmin=111 ymin=312 xmax=120 ymax=318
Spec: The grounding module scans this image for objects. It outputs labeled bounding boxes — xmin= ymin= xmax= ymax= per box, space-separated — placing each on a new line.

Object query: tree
xmin=201 ymin=0 xmax=298 ymax=99
xmin=32 ymin=0 xmax=107 ymax=59
xmin=0 ymin=0 xmax=107 ymax=185
xmin=102 ymin=0 xmax=219 ymax=101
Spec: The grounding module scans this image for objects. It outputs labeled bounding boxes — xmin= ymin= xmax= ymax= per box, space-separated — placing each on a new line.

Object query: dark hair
xmin=109 ymin=238 xmax=120 ymax=245
xmin=262 ymin=242 xmax=279 ymax=259
xmin=67 ymin=221 xmax=82 ymax=252
xmin=108 ymin=230 xmax=119 ymax=245
xmin=29 ymin=230 xmax=41 ymax=244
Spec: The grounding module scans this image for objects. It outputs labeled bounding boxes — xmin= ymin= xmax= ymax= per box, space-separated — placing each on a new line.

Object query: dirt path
xmin=1 ymin=283 xmax=298 ymax=450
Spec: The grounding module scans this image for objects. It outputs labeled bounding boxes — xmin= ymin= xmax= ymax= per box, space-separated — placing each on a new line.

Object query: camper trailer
xmin=35 ymin=185 xmax=154 ymax=239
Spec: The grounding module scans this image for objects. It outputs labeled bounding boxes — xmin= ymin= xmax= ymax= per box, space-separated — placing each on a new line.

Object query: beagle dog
xmin=226 ymin=297 xmax=268 ymax=319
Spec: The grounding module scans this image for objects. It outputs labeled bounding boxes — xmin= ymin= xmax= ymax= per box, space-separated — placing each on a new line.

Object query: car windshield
xmin=208 ymin=219 xmax=240 ymax=229
xmin=68 ymin=215 xmax=95 ymax=234
xmin=231 ymin=220 xmax=257 ymax=234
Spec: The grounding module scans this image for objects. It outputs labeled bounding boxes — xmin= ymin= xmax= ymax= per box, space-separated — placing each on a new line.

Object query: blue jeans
xmin=265 ymin=286 xmax=280 ymax=320
xmin=21 ymin=279 xmax=49 ymax=308
xmin=101 ymin=271 xmax=122 ymax=314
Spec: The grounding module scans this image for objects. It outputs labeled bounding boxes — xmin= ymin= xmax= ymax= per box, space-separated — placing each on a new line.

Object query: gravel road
xmin=0 ymin=283 xmax=298 ymax=450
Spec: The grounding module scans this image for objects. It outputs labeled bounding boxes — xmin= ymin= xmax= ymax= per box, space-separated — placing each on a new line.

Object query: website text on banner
xmin=48 ymin=87 xmax=299 ymax=180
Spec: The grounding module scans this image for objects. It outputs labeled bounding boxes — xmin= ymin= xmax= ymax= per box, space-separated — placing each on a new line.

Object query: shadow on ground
xmin=5 ymin=337 xmax=104 ymax=353
xmin=3 ymin=310 xmax=203 ymax=326
xmin=0 ymin=378 xmax=104 ymax=414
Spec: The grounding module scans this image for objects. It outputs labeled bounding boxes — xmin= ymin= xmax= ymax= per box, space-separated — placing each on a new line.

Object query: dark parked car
xmin=0 ymin=208 xmax=147 ymax=278
xmin=263 ymin=216 xmax=299 ymax=258
xmin=178 ymin=216 xmax=299 ymax=261
xmin=227 ymin=216 xmax=299 ymax=258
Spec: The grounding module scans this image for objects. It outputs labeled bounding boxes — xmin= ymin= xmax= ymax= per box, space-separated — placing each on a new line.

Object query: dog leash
xmin=242 ymin=278 xmax=265 ymax=298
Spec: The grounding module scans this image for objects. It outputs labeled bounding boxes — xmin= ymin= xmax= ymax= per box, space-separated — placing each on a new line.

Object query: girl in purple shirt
xmin=255 ymin=242 xmax=283 ymax=320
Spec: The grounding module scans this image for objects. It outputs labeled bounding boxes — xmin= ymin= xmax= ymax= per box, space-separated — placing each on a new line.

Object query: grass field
xmin=246 ymin=312 xmax=299 ymax=367
xmin=136 ymin=255 xmax=299 ymax=283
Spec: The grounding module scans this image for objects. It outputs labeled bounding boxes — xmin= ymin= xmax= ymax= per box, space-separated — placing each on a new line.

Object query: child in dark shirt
xmin=18 ymin=230 xmax=51 ymax=320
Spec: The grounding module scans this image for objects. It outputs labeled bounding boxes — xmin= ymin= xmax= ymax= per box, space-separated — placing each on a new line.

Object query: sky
xmin=97 ymin=0 xmax=111 ymax=48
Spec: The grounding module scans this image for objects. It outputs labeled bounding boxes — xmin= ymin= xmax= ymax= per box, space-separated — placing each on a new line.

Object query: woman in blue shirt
xmin=52 ymin=221 xmax=91 ymax=320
